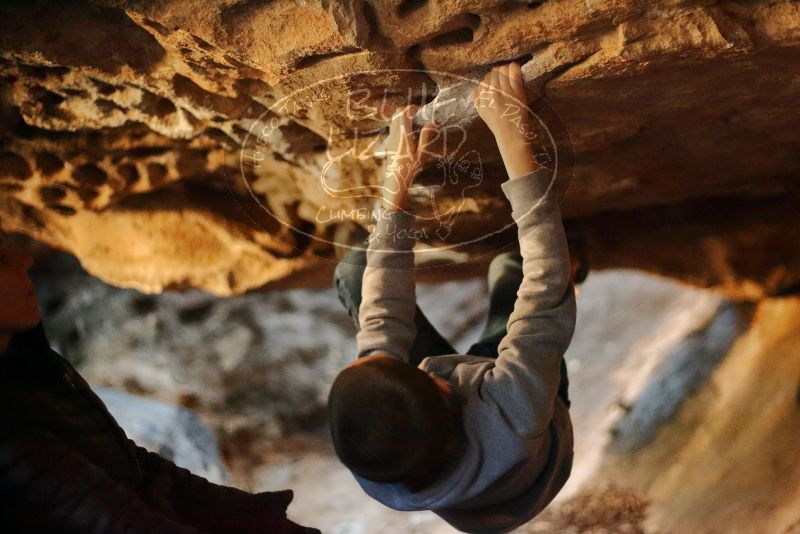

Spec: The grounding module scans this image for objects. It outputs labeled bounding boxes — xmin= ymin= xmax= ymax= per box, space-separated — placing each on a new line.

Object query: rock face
xmin=1 ymin=0 xmax=798 ymax=296
xmin=601 ymin=296 xmax=800 ymax=534
xmin=95 ymin=387 xmax=230 ymax=485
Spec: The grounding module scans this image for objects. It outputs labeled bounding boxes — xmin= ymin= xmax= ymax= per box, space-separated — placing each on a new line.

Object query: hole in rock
xmin=63 ymin=88 xmax=89 ymax=98
xmin=39 ymin=89 xmax=65 ymax=108
xmin=50 ymin=205 xmax=77 ymax=217
xmin=35 ymin=151 xmax=64 ymax=175
xmin=177 ymin=151 xmax=209 ymax=177
xmin=280 ymin=122 xmax=328 ymax=153
xmin=178 ymin=302 xmax=214 ymax=324
xmin=172 ymin=74 xmax=245 ymax=117
xmin=91 ymin=78 xmax=117 ymax=95
xmin=430 ymin=26 xmax=474 ymax=47
xmin=73 ymin=164 xmax=108 ymax=187
xmin=513 ymin=52 xmax=534 ymax=66
xmin=0 ymin=151 xmax=32 ymax=180
xmin=294 ymin=47 xmax=362 ymax=69
xmin=398 ymin=0 xmax=428 ymax=17
xmin=235 ymin=77 xmax=271 ymax=97
xmin=0 ymin=182 xmax=24 ymax=193
xmin=139 ymin=91 xmax=178 ymax=118
xmin=76 ymin=186 xmax=100 ymax=202
xmin=465 ymin=13 xmax=482 ymax=28
xmin=127 ymin=146 xmax=169 ymax=159
xmin=192 ymin=35 xmax=215 ymax=52
xmin=27 ymin=66 xmax=70 ymax=80
xmin=224 ymin=54 xmax=250 ymax=70
xmin=146 ymin=162 xmax=169 ymax=184
xmin=406 ymin=43 xmax=422 ymax=61
xmin=117 ymin=163 xmax=140 ymax=184
xmin=96 ymin=99 xmax=123 ymax=114
xmin=203 ymin=127 xmax=234 ymax=145
xmin=232 ymin=124 xmax=252 ymax=141
xmin=130 ymin=295 xmax=157 ymax=314
xmin=20 ymin=204 xmax=44 ymax=229
xmin=240 ymin=100 xmax=269 ymax=120
xmin=39 ymin=185 xmax=67 ymax=204
xmin=361 ymin=1 xmax=394 ymax=48
xmin=141 ymin=18 xmax=171 ymax=37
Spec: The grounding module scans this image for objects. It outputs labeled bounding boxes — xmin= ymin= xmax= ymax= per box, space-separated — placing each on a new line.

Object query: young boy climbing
xmin=328 ymin=61 xmax=577 ymax=533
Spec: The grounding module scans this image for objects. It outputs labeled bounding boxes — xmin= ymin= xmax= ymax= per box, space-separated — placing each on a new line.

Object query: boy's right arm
xmin=472 ymin=62 xmax=577 ymax=438
xmin=482 ymin=169 xmax=576 ymax=438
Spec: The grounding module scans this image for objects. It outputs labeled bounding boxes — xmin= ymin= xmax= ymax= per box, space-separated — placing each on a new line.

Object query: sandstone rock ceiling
xmin=0 ymin=0 xmax=798 ymax=297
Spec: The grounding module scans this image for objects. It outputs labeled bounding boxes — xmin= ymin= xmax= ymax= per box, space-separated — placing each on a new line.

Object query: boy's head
xmin=328 ymin=353 xmax=456 ymax=489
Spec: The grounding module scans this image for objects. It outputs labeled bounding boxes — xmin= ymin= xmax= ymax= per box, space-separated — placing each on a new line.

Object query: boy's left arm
xmin=355 ymin=105 xmax=437 ymax=363
xmin=355 ymin=208 xmax=418 ymax=362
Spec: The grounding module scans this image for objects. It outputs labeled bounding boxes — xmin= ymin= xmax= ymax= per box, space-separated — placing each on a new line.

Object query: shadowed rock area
xmin=0 ymin=0 xmax=798 ymax=297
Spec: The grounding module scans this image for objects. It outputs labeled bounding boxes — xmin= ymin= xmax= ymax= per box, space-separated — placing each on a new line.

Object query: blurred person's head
xmin=0 ymin=232 xmax=40 ymax=345
xmin=328 ymin=353 xmax=457 ymax=491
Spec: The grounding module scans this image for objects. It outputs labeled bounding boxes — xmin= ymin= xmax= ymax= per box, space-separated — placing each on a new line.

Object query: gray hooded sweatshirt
xmin=353 ymin=168 xmax=577 ymax=533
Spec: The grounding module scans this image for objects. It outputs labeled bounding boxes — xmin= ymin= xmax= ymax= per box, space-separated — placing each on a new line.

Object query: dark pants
xmin=334 ymin=249 xmax=570 ymax=408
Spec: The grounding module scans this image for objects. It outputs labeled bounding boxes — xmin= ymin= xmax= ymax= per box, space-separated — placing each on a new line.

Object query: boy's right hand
xmin=471 ymin=62 xmax=539 ymax=180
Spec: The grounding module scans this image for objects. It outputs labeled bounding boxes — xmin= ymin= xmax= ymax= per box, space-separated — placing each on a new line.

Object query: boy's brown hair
xmin=328 ymin=354 xmax=454 ymax=487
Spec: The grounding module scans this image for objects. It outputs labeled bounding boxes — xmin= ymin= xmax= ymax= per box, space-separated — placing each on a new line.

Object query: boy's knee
xmin=488 ymin=251 xmax=522 ymax=281
xmin=334 ymin=257 xmax=364 ymax=292
xmin=333 ymin=260 xmax=347 ymax=286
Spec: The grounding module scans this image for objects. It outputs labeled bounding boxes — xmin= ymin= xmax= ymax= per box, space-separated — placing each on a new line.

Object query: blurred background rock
xmin=32 ymin=253 xmax=790 ymax=533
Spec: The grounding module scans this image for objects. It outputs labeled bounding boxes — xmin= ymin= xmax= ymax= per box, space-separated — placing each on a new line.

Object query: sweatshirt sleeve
xmin=480 ymin=167 xmax=577 ymax=438
xmin=355 ymin=206 xmax=418 ymax=362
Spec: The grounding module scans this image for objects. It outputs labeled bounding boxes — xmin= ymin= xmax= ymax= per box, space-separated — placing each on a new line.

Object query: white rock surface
xmin=95 ymin=387 xmax=229 ymax=485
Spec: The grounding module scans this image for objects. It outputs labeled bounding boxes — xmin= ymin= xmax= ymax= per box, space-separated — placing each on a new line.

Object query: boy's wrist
xmin=381 ymin=192 xmax=407 ymax=210
xmin=498 ymin=137 xmax=539 ymax=180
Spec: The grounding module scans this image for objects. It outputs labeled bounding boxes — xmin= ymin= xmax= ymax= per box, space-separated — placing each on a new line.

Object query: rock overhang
xmin=0 ymin=0 xmax=797 ymax=297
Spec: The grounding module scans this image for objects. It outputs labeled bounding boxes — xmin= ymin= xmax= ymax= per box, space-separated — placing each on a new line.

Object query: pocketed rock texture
xmin=0 ymin=0 xmax=798 ymax=296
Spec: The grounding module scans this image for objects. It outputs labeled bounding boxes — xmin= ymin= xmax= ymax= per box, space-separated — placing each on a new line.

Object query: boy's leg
xmin=334 ymin=247 xmax=455 ymax=367
xmin=466 ymin=251 xmax=571 ymax=408
xmin=466 ymin=252 xmax=523 ymax=358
